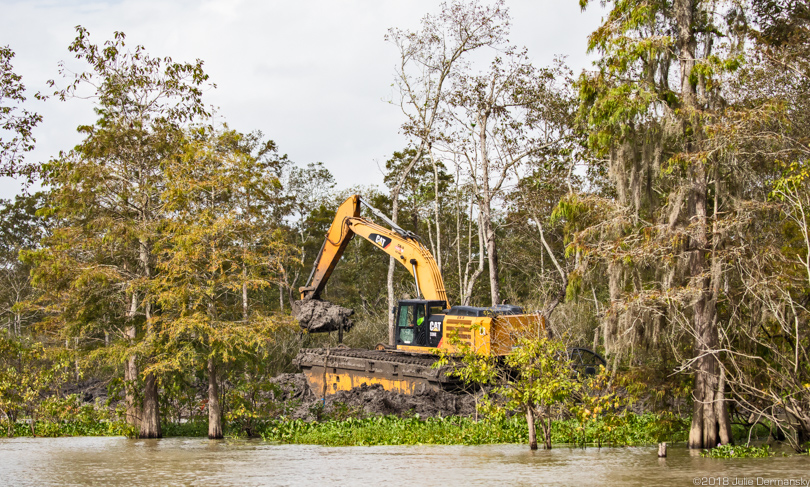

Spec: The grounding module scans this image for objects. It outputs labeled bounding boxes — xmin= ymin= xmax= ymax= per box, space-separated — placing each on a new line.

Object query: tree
xmin=283 ymin=161 xmax=336 ymax=305
xmin=445 ymin=54 xmax=575 ymax=306
xmin=0 ymin=46 xmax=42 ymax=183
xmin=0 ymin=193 xmax=47 ymax=336
xmin=440 ymin=333 xmax=580 ymax=450
xmin=704 ymin=2 xmax=810 ymax=451
xmin=386 ymin=0 xmax=509 ymax=342
xmin=28 ymin=27 xmax=212 ymax=438
xmin=574 ymin=0 xmax=752 ymax=449
xmin=153 ymin=127 xmax=294 ymax=439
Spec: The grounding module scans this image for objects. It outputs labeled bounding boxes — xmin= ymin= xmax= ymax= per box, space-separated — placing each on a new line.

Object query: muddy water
xmin=1 ymin=437 xmax=808 ymax=486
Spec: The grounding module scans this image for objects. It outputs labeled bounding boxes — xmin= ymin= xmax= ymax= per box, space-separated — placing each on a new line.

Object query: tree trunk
xmin=484 ymin=214 xmax=500 ymax=306
xmin=139 ymin=372 xmax=161 ymax=438
xmin=476 ymin=106 xmax=501 ymax=307
xmin=430 ymin=151 xmax=442 ymax=274
xmin=526 ymin=406 xmax=538 ymax=451
xmin=686 ymin=160 xmax=728 ymax=449
xmin=461 ymin=207 xmax=486 ymax=306
xmin=545 ymin=417 xmax=552 ymax=450
xmin=137 ymin=237 xmax=162 ymax=439
xmin=124 ymin=292 xmax=139 ymax=428
xmin=242 ymin=262 xmax=249 ymax=321
xmin=671 ymin=0 xmax=730 ymax=449
xmin=387 ymin=148 xmax=426 ymax=345
xmin=208 ymin=356 xmax=223 ymax=440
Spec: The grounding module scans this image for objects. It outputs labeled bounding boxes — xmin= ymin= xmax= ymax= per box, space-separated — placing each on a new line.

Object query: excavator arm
xmin=299 ymin=195 xmax=448 ymax=304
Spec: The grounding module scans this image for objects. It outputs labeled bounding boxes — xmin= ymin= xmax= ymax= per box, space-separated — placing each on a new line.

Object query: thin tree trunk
xmin=526 ymin=405 xmax=538 ymax=451
xmin=484 ymin=212 xmax=500 ymax=306
xmin=208 ymin=356 xmax=223 ymax=439
xmin=430 ymin=151 xmax=442 ymax=274
xmin=387 ymin=147 xmax=426 ymax=344
xmin=534 ymin=218 xmax=568 ymax=326
xmin=242 ymin=262 xmax=249 ymax=322
xmin=462 ymin=208 xmax=486 ymax=306
xmin=476 ymin=106 xmax=501 ymax=307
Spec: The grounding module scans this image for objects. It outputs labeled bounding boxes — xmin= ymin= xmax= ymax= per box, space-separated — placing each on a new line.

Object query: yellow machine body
xmin=295 ymin=195 xmax=547 ymax=396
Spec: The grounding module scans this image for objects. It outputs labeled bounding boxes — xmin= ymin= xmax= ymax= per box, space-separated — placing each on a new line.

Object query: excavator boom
xmin=299 ymin=195 xmax=448 ymax=303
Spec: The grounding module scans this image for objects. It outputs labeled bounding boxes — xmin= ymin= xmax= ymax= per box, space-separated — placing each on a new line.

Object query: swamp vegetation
xmin=1 ymin=0 xmax=810 ymax=456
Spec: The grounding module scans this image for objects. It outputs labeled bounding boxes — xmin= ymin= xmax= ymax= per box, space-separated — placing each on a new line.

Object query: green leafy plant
xmin=701 ymin=444 xmax=773 ymax=459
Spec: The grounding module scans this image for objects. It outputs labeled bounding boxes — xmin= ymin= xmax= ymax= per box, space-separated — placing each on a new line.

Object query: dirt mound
xmin=267 ymin=373 xmax=478 ymax=420
xmin=326 ymin=383 xmax=477 ymax=418
xmin=292 ymin=299 xmax=354 ymax=333
xmin=268 ymin=373 xmax=315 ymax=402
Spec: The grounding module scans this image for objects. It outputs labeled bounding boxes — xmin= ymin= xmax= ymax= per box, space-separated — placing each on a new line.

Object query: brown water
xmin=1 ymin=437 xmax=808 ymax=486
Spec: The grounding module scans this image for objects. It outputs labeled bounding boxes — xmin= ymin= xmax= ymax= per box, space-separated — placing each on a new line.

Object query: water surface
xmin=1 ymin=437 xmax=807 ymax=486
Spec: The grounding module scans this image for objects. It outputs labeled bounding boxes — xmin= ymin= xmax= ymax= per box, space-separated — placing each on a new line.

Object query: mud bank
xmin=268 ymin=373 xmax=478 ymax=420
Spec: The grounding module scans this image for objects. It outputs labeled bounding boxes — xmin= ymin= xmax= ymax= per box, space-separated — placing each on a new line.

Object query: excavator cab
xmin=395 ymin=299 xmax=447 ymax=348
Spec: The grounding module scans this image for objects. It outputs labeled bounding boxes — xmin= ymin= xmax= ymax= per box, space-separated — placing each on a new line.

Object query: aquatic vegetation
xmin=258 ymin=412 xmax=689 ymax=447
xmin=2 ymin=395 xmax=135 ymax=438
xmin=700 ymin=444 xmax=773 ymax=459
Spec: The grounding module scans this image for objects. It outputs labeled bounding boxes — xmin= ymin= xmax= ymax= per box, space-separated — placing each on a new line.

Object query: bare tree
xmin=386 ymin=0 xmax=509 ymax=341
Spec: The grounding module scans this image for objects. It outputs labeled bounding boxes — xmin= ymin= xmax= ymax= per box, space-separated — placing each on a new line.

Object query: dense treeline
xmin=1 ymin=0 xmax=809 ymax=451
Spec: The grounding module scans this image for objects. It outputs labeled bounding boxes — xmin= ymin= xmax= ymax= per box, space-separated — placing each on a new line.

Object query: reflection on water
xmin=0 ymin=437 xmax=807 ymax=486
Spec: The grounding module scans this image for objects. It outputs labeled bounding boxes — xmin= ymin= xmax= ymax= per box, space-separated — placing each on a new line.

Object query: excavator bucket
xmin=292 ymin=299 xmax=354 ymax=333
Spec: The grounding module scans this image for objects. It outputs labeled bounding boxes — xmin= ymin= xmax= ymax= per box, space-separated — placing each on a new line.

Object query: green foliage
xmin=0 ymin=193 xmax=47 ymax=336
xmin=0 ymin=332 xmax=71 ymax=433
xmin=1 ymin=393 xmax=135 ymax=438
xmin=556 ymin=411 xmax=688 ymax=447
xmin=257 ymin=412 xmax=687 ymax=447
xmin=0 ymin=45 xmax=42 ymax=181
xmin=224 ymin=381 xmax=301 ymax=438
xmin=700 ymin=444 xmax=773 ymax=459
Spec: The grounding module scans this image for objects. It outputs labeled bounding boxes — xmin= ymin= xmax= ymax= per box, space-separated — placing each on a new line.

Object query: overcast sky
xmin=1 ymin=0 xmax=607 ymax=197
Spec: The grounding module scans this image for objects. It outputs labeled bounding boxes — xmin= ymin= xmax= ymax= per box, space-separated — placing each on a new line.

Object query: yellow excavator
xmin=293 ymin=195 xmax=599 ymax=396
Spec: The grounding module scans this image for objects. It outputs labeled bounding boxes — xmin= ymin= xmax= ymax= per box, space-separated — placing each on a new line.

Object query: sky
xmin=0 ymin=0 xmax=607 ymax=197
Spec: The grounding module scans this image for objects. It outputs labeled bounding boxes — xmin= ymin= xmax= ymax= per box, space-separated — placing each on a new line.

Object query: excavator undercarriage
xmin=294 ymin=348 xmax=462 ymax=396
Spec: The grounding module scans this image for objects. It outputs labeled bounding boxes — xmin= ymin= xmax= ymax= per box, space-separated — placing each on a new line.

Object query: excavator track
xmin=294 ymin=347 xmax=464 ymax=396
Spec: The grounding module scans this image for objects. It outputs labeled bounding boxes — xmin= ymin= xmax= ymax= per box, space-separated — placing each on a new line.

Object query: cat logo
xmin=370 ymin=233 xmax=391 ymax=249
xmin=429 ymin=321 xmax=441 ymax=332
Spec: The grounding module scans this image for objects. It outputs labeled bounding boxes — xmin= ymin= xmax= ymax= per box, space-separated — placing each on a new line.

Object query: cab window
xmin=415 ymin=305 xmax=426 ymax=326
xmin=399 ymin=328 xmax=414 ymax=344
xmin=398 ymin=305 xmax=413 ymax=328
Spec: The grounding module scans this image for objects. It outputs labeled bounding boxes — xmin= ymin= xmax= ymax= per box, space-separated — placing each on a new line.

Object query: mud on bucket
xmin=292 ymin=299 xmax=355 ymax=333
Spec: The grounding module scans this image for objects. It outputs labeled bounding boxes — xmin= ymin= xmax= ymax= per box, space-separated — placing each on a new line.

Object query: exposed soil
xmin=61 ymin=372 xmax=476 ymax=422
xmin=268 ymin=373 xmax=479 ymax=420
xmin=292 ymin=299 xmax=354 ymax=333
